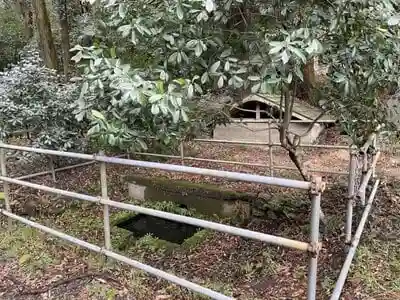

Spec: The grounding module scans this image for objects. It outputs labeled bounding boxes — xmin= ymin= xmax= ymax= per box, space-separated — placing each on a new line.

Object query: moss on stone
xmin=110 ymin=210 xmax=136 ymax=226
xmin=110 ymin=200 xmax=210 ymax=251
xmin=111 ymin=224 xmax=134 ymax=250
xmin=181 ymin=229 xmax=213 ymax=250
xmin=133 ymin=234 xmax=178 ymax=254
xmin=124 ymin=174 xmax=257 ymax=203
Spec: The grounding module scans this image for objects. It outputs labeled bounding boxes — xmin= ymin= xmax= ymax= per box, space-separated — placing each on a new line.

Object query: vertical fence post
xmin=359 ymin=151 xmax=368 ymax=206
xmin=180 ymin=142 xmax=185 ymax=166
xmin=372 ymin=136 xmax=377 ymax=178
xmin=49 ymin=155 xmax=56 ymax=182
xmin=0 ymin=148 xmax=12 ymax=229
xmin=345 ymin=146 xmax=357 ymax=244
xmin=268 ymin=120 xmax=273 ymax=176
xmin=99 ymin=151 xmax=111 ymax=252
xmin=307 ymin=176 xmax=322 ymax=300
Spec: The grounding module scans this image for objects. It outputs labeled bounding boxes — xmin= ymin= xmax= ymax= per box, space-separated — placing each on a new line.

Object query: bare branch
xmin=238 ymin=7 xmax=248 ymax=28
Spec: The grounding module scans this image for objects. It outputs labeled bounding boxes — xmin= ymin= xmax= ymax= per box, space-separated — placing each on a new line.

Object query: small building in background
xmin=213 ymin=94 xmax=336 ymax=144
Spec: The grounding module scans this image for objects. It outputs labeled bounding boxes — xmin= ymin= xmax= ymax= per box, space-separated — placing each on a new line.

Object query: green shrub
xmin=0 ymin=7 xmax=26 ymax=70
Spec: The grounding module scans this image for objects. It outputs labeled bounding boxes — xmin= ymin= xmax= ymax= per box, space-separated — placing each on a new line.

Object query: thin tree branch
xmin=238 ymin=7 xmax=248 ymax=28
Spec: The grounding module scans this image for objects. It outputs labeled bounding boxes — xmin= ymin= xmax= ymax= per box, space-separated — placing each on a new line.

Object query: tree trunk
xmin=57 ymin=0 xmax=70 ymax=78
xmin=17 ymin=0 xmax=33 ymax=39
xmin=296 ymin=58 xmax=317 ymax=102
xmin=32 ymin=0 xmax=58 ymax=70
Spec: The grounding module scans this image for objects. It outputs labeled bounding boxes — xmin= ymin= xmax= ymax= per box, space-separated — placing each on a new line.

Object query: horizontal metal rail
xmin=0 ymin=144 xmax=92 ymax=159
xmin=329 ymin=180 xmax=380 ymax=300
xmin=16 ymin=161 xmax=96 ymax=180
xmin=133 ymin=152 xmax=181 ymax=159
xmin=184 ymin=156 xmax=270 ymax=167
xmin=99 ymin=156 xmax=309 ymax=189
xmin=138 ymin=135 xmax=347 ymax=148
xmin=14 ymin=154 xmax=128 ymax=181
xmin=0 ymin=176 xmax=99 ymax=202
xmin=229 ymin=119 xmax=335 ymax=124
xmin=101 ymin=198 xmax=310 ymax=251
xmin=0 ymin=210 xmax=234 ymax=300
xmin=0 ymin=144 xmax=310 ymax=190
xmin=0 ymin=176 xmax=311 ymax=252
xmin=133 ymin=153 xmax=349 ymax=175
xmin=193 ymin=138 xmax=350 ymax=150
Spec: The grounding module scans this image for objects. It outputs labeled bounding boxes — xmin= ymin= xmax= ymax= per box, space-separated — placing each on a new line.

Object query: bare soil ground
xmin=0 ymin=129 xmax=399 ymax=300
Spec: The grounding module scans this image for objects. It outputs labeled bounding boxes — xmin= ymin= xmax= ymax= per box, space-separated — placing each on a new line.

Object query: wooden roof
xmin=236 ymin=94 xmax=336 ymax=123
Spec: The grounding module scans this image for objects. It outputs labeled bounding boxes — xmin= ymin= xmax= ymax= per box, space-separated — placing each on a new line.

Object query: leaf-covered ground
xmin=0 ymin=132 xmax=399 ymax=300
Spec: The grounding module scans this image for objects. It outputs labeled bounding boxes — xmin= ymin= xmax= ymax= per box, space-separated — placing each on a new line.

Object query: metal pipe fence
xmin=132 ymin=137 xmax=351 ymax=177
xmin=0 ymin=129 xmax=381 ymax=299
xmin=15 ymin=160 xmax=96 ymax=180
xmin=109 ymin=121 xmax=352 ymax=177
xmin=0 ymin=143 xmax=311 ymax=189
xmin=8 ymin=134 xmax=351 ymax=183
xmin=0 ymin=143 xmax=321 ymax=299
xmin=0 ymin=210 xmax=233 ymax=300
xmin=345 ymin=146 xmax=358 ymax=244
xmin=135 ymin=152 xmax=350 ymax=176
xmin=329 ymin=133 xmax=381 ymax=299
xmin=330 ymin=180 xmax=380 ymax=300
xmin=229 ymin=119 xmax=335 ymax=124
xmin=193 ymin=138 xmax=350 ymax=149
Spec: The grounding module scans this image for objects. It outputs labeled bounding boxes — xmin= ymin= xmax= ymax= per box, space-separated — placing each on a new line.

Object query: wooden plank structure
xmin=232 ymin=94 xmax=337 ymax=122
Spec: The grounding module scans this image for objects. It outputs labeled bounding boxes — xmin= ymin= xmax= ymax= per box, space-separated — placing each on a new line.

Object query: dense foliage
xmin=72 ymin=0 xmax=400 ymax=152
xmin=322 ymin=0 xmax=400 ymax=144
xmin=0 ymin=47 xmax=87 ymax=150
xmin=0 ymin=0 xmax=399 ymax=154
xmin=0 ymin=5 xmax=26 ymax=70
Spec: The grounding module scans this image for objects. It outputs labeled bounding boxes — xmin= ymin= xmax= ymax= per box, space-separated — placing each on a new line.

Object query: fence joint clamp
xmin=350 ymin=144 xmax=359 ymax=156
xmin=308 ymin=241 xmax=322 ymax=256
xmin=310 ymin=176 xmax=325 ymax=194
xmin=97 ymin=196 xmax=103 ymax=204
xmin=93 ymin=152 xmax=100 ymax=161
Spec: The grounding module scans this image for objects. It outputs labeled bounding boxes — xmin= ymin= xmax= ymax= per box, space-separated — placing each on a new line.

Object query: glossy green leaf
xmin=176 ymin=4 xmax=184 ymax=20
xmin=210 ymin=61 xmax=221 ymax=73
xmin=91 ymin=110 xmax=105 ymax=121
xmin=205 ymin=0 xmax=215 ymax=13
xmin=217 ymin=76 xmax=224 ymax=88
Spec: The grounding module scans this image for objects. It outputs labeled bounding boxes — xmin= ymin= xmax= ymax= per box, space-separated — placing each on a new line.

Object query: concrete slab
xmin=213 ymin=122 xmax=324 ymax=144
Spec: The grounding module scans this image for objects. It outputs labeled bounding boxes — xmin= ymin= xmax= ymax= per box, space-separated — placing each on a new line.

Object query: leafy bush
xmin=73 ymin=0 xmax=400 ymax=152
xmin=0 ymin=46 xmax=88 ymax=151
xmin=0 ymin=6 xmax=26 ymax=70
xmin=320 ymin=0 xmax=400 ymax=145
